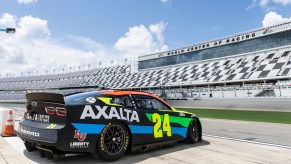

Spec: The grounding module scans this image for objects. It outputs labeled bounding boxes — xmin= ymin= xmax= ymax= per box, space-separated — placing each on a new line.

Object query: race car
xmin=18 ymin=90 xmax=202 ymax=161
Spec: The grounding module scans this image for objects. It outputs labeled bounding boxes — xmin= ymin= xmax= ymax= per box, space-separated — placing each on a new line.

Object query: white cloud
xmin=247 ymin=0 xmax=291 ymax=10
xmin=161 ymin=0 xmax=167 ymax=3
xmin=247 ymin=0 xmax=271 ymax=10
xmin=17 ymin=15 xmax=50 ymax=40
xmin=0 ymin=13 xmax=16 ymax=27
xmin=247 ymin=0 xmax=269 ymax=9
xmin=212 ymin=25 xmax=220 ymax=31
xmin=161 ymin=0 xmax=171 ymax=6
xmin=272 ymin=0 xmax=291 ymax=5
xmin=246 ymin=0 xmax=257 ymax=10
xmin=262 ymin=11 xmax=291 ymax=27
xmin=0 ymin=13 xmax=114 ymax=76
xmin=260 ymin=0 xmax=269 ymax=6
xmin=149 ymin=22 xmax=168 ymax=50
xmin=114 ymin=22 xmax=168 ymax=57
xmin=0 ymin=13 xmax=168 ymax=76
xmin=17 ymin=0 xmax=38 ymax=5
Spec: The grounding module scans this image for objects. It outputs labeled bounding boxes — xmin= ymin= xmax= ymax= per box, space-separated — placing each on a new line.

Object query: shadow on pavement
xmin=23 ymin=140 xmax=210 ymax=163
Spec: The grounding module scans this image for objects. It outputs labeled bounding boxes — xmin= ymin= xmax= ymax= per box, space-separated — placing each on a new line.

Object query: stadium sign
xmin=139 ymin=21 xmax=291 ymax=61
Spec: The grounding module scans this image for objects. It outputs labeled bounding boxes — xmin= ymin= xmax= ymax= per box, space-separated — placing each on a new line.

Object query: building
xmin=2 ymin=21 xmax=291 ymax=99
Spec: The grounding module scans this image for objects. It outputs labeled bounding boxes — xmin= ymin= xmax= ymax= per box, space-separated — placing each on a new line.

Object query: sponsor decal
xmin=124 ymin=135 xmax=129 ymax=150
xmin=70 ymin=142 xmax=89 ymax=149
xmin=70 ymin=130 xmax=88 ymax=148
xmin=47 ymin=124 xmax=57 ymax=129
xmin=86 ymin=97 xmax=96 ymax=103
xmin=31 ymin=101 xmax=37 ymax=106
xmin=25 ymin=113 xmax=50 ymax=123
xmin=98 ymin=97 xmax=122 ymax=106
xmin=144 ymin=113 xmax=192 ymax=138
xmin=19 ymin=126 xmax=40 ymax=137
xmin=100 ymin=122 xmax=111 ymax=151
xmin=145 ymin=113 xmax=192 ymax=128
xmin=74 ymin=130 xmax=87 ymax=141
xmin=80 ymin=105 xmax=140 ymax=122
xmin=179 ymin=112 xmax=185 ymax=117
xmin=152 ymin=113 xmax=172 ymax=138
xmin=263 ymin=28 xmax=273 ymax=34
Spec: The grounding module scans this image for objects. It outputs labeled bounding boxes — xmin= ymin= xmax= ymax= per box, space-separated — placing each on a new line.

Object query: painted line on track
xmin=204 ymin=134 xmax=291 ymax=149
xmin=201 ymin=118 xmax=251 ymax=124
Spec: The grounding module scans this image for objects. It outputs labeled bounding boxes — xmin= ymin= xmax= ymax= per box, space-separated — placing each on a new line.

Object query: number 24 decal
xmin=152 ymin=113 xmax=172 ymax=138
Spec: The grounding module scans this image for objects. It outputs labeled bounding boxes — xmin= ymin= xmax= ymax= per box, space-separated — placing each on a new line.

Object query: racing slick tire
xmin=185 ymin=119 xmax=199 ymax=144
xmin=93 ymin=122 xmax=130 ymax=162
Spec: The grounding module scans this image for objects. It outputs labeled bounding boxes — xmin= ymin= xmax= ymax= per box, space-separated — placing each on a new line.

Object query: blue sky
xmin=0 ymin=0 xmax=291 ymax=76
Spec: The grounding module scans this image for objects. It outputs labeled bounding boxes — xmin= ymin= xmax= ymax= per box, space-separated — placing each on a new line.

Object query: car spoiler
xmin=26 ymin=92 xmax=65 ymax=104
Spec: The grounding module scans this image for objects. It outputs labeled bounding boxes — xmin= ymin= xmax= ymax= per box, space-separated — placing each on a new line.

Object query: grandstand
xmin=1 ymin=21 xmax=291 ymax=100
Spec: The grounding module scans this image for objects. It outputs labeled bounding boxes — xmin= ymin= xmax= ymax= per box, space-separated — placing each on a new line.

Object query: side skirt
xmin=131 ymin=139 xmax=182 ymax=152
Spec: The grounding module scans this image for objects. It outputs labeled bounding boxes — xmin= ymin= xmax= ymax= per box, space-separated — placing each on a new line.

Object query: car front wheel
xmin=185 ymin=120 xmax=200 ymax=144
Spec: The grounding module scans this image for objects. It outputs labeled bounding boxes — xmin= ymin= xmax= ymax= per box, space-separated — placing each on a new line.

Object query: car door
xmin=131 ymin=94 xmax=186 ymax=146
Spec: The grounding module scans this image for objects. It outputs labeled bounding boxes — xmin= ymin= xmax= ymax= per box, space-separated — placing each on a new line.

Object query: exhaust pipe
xmin=35 ymin=146 xmax=65 ymax=160
xmin=140 ymin=145 xmax=148 ymax=152
xmin=38 ymin=149 xmax=46 ymax=158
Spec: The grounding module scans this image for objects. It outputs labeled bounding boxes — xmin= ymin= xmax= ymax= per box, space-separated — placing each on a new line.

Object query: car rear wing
xmin=26 ymin=92 xmax=65 ymax=104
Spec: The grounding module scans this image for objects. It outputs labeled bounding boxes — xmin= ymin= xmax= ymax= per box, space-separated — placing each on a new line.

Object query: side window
xmin=134 ymin=95 xmax=171 ymax=111
xmin=133 ymin=95 xmax=151 ymax=109
xmin=111 ymin=96 xmax=133 ymax=108
xmin=153 ymin=99 xmax=171 ymax=111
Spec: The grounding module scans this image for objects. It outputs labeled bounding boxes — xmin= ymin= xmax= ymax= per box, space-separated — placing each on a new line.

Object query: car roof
xmin=103 ymin=90 xmax=152 ymax=96
xmin=102 ymin=90 xmax=171 ymax=107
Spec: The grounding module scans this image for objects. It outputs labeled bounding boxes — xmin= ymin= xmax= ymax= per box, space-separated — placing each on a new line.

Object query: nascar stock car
xmin=18 ymin=90 xmax=202 ymax=161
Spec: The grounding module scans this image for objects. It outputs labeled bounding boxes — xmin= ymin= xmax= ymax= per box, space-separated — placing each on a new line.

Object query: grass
xmin=177 ymin=108 xmax=291 ymax=124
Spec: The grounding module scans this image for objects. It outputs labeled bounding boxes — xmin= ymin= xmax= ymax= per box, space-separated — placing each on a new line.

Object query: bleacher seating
xmin=0 ymin=65 xmax=130 ymax=90
xmin=2 ymin=47 xmax=291 ymax=100
xmin=83 ymin=48 xmax=291 ymax=89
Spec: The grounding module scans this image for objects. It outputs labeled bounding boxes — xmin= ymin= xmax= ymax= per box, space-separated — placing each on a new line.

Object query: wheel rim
xmin=192 ymin=122 xmax=199 ymax=140
xmin=103 ymin=124 xmax=126 ymax=155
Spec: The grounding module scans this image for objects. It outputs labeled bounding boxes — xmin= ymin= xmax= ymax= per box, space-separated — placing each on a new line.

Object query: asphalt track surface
xmin=202 ymin=118 xmax=291 ymax=147
xmin=1 ymin=102 xmax=291 ymax=163
xmin=3 ymin=135 xmax=291 ymax=164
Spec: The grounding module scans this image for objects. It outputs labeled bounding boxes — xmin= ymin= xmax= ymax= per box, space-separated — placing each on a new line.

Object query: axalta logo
xmin=80 ymin=105 xmax=140 ymax=122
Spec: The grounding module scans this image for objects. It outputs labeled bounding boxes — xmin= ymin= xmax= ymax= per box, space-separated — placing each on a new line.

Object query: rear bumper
xmin=18 ymin=124 xmax=59 ymax=145
xmin=17 ymin=120 xmax=97 ymax=153
xmin=18 ymin=120 xmax=64 ymax=148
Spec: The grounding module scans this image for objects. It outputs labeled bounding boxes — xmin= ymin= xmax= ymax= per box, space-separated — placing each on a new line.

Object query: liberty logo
xmin=74 ymin=130 xmax=87 ymax=141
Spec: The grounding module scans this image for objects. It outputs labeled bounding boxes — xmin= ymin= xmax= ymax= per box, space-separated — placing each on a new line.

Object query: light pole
xmin=98 ymin=62 xmax=102 ymax=69
xmin=0 ymin=28 xmax=16 ymax=34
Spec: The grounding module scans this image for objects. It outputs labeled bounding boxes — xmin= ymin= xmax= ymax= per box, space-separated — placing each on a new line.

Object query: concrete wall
xmin=166 ymin=98 xmax=291 ymax=111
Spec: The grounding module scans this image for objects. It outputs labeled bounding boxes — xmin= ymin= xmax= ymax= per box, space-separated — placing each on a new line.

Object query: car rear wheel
xmin=185 ymin=120 xmax=199 ymax=144
xmin=93 ymin=122 xmax=130 ymax=162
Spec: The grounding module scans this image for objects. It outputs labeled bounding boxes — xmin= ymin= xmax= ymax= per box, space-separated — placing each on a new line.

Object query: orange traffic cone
xmin=1 ymin=110 xmax=15 ymax=137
